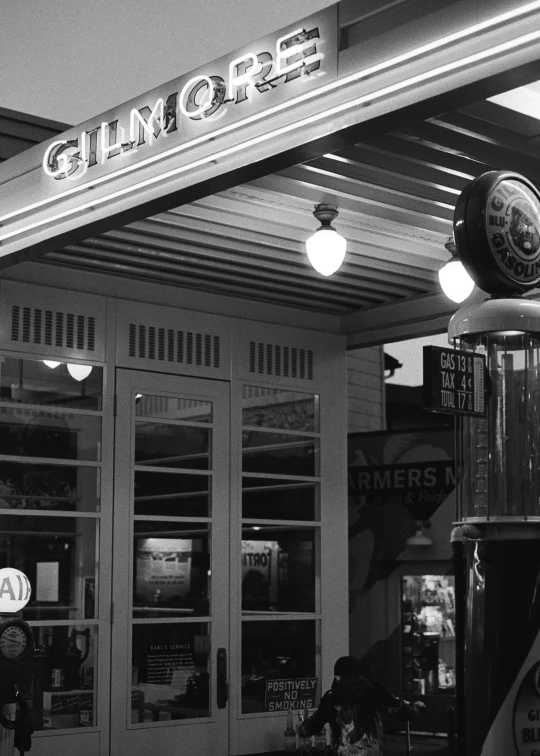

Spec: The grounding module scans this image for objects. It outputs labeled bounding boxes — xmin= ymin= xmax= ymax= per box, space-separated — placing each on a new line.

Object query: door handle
xmin=217 ymin=647 xmax=228 ymax=709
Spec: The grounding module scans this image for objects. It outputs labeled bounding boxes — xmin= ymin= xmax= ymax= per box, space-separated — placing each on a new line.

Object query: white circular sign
xmin=486 ymin=179 xmax=540 ymax=284
xmin=0 ymin=568 xmax=31 ymax=613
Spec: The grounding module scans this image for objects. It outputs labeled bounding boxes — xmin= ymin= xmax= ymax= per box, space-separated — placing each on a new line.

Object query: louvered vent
xmin=138 ymin=395 xmax=207 ymax=416
xmin=249 ymin=341 xmax=314 ymax=380
xmin=10 ymin=305 xmax=96 ymax=351
xmin=128 ymin=324 xmax=220 ymax=368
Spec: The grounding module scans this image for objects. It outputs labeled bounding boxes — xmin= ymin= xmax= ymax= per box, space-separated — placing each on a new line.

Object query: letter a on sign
xmin=0 ymin=578 xmax=15 ymax=601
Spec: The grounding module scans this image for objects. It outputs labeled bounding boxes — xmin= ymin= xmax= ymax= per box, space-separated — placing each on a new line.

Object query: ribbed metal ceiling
xmin=4 ymin=95 xmax=540 ymax=316
xmin=35 ymin=97 xmax=539 ymax=315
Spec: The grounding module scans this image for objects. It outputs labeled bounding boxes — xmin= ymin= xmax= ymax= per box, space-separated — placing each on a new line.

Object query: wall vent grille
xmin=249 ymin=342 xmax=314 ymax=380
xmin=138 ymin=395 xmax=209 ymax=417
xmin=128 ymin=324 xmax=221 ymax=369
xmin=10 ymin=305 xmax=96 ymax=352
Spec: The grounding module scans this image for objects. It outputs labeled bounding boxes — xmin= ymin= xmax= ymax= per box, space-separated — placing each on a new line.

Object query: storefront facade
xmin=1 ymin=1 xmax=540 ymax=754
xmin=0 ymin=277 xmax=347 ymax=755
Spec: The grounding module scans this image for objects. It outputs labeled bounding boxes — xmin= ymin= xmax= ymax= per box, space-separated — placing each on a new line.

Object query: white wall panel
xmin=0 ymin=279 xmax=107 ymax=361
xmin=347 ymin=346 xmax=385 ymax=433
xmin=115 ymin=299 xmax=232 ymax=380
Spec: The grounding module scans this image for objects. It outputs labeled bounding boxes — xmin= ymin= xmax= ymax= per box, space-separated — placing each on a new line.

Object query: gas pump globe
xmin=450 ymin=170 xmax=540 ymax=756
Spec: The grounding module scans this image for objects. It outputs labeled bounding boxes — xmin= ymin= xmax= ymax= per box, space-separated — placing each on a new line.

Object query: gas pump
xmin=0 ymin=568 xmax=35 ymax=755
xmin=450 ymin=170 xmax=540 ymax=755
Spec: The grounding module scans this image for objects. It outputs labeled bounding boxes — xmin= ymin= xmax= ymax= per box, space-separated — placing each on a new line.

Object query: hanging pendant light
xmin=67 ymin=363 xmax=93 ymax=381
xmin=43 ymin=360 xmax=61 ymax=369
xmin=406 ymin=521 xmax=433 ymax=547
xmin=438 ymin=237 xmax=475 ymax=303
xmin=305 ymin=204 xmax=347 ymax=276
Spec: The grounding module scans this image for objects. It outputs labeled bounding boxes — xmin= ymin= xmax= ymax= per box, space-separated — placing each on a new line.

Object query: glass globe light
xmin=405 ymin=522 xmax=433 ymax=547
xmin=67 ymin=363 xmax=93 ymax=381
xmin=439 ymin=238 xmax=475 ymax=303
xmin=0 ymin=568 xmax=31 ymax=612
xmin=43 ymin=360 xmax=61 ymax=369
xmin=306 ymin=204 xmax=347 ymax=276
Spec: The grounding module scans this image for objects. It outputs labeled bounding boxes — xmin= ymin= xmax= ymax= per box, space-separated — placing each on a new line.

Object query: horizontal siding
xmin=352 ymin=347 xmax=381 ymax=365
xmin=0 ymin=108 xmax=68 ymax=164
xmin=347 ymin=370 xmax=382 ymax=391
xmin=348 ymin=396 xmax=383 ymax=418
xmin=348 ymin=412 xmax=383 ymax=432
xmin=347 ymin=346 xmax=385 ymax=433
xmin=0 ymin=132 xmax=36 ymax=161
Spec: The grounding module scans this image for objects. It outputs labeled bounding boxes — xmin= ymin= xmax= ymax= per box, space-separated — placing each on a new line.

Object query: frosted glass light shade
xmin=43 ymin=360 xmax=61 ymax=369
xmin=406 ymin=526 xmax=433 ymax=547
xmin=67 ymin=363 xmax=93 ymax=381
xmin=305 ymin=228 xmax=347 ymax=276
xmin=438 ymin=259 xmax=475 ymax=303
xmin=0 ymin=568 xmax=31 ymax=612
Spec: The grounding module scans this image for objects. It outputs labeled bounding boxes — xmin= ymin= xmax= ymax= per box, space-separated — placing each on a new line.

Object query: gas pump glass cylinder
xmin=456 ymin=331 xmax=540 ymax=520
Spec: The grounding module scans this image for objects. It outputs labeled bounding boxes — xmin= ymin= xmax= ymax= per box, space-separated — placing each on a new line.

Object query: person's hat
xmin=333 ymin=656 xmax=363 ymax=677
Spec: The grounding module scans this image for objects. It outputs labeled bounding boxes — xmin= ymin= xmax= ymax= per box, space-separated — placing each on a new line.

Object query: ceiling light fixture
xmin=67 ymin=364 xmax=93 ymax=382
xmin=406 ymin=521 xmax=434 ymax=547
xmin=306 ymin=204 xmax=347 ymax=276
xmin=438 ymin=237 xmax=475 ymax=303
xmin=43 ymin=360 xmax=61 ymax=369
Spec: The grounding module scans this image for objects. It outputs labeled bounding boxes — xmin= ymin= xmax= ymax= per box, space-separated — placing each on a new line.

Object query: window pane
xmin=134 ymin=471 xmax=210 ymax=517
xmin=29 ymin=624 xmax=97 ymax=730
xmin=0 ymin=357 xmax=102 ymax=410
xmin=242 ymin=432 xmax=318 ymax=477
xmin=135 ymin=395 xmax=212 ymax=423
xmin=242 ymin=528 xmax=316 ymax=613
xmin=132 ymin=623 xmax=210 ymax=722
xmin=242 ymin=386 xmax=319 ymax=432
xmin=242 ymin=478 xmax=317 ymax=521
xmin=0 ymin=462 xmax=100 ymax=512
xmin=135 ymin=423 xmax=210 ymax=470
xmin=133 ymin=522 xmax=210 ymax=618
xmin=0 ymin=514 xmax=98 ymax=621
xmin=0 ymin=407 xmax=101 ymax=462
xmin=401 ymin=575 xmax=456 ymax=695
xmin=242 ymin=620 xmax=317 ymax=713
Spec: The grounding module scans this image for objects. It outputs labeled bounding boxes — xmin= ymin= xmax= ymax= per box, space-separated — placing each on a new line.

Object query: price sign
xmin=423 ymin=346 xmax=486 ymax=416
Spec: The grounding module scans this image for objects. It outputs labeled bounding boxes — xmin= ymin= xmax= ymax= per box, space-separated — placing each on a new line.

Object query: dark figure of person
xmin=298 ymin=655 xmax=425 ymax=755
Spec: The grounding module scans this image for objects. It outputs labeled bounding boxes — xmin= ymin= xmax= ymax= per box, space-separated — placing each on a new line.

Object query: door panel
xmin=0 ymin=354 xmax=111 ymax=756
xmin=111 ymin=371 xmax=230 ymax=756
xmin=235 ymin=384 xmax=323 ymax=754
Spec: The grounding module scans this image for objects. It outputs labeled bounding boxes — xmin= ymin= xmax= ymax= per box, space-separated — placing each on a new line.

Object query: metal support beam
xmin=340 ymin=289 xmax=487 ymax=348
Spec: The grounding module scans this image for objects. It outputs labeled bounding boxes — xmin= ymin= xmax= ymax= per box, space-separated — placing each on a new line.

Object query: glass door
xmin=111 ymin=370 xmax=230 ymax=756
xmin=0 ymin=353 xmax=110 ymax=756
xmin=235 ymin=385 xmax=322 ymax=754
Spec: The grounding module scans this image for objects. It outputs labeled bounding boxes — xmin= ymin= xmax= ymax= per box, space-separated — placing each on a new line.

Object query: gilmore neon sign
xmin=43 ymin=19 xmax=330 ymax=182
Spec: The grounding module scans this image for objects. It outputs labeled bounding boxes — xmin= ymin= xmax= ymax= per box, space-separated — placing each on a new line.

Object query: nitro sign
xmin=42 ymin=8 xmax=336 ymax=183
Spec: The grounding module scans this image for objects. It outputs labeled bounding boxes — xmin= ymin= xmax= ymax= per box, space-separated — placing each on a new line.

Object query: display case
xmin=401 ymin=575 xmax=456 ymax=698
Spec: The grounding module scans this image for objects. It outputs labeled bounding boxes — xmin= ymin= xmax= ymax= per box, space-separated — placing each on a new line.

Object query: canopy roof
xmin=2 ymin=0 xmax=540 ymax=346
